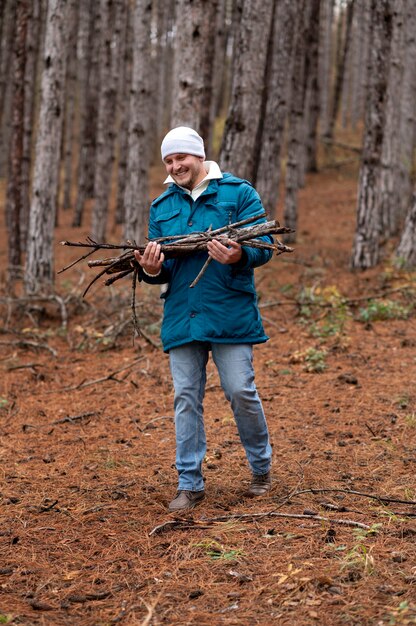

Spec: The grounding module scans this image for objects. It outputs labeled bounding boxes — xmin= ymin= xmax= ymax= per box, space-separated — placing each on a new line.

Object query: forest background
xmin=0 ymin=0 xmax=416 ymax=625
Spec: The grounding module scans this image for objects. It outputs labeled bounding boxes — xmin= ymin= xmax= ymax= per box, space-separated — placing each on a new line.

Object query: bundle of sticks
xmin=59 ymin=212 xmax=294 ymax=297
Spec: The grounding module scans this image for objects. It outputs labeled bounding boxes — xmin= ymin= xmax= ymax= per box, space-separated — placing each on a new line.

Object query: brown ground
xmin=0 ymin=162 xmax=415 ymax=626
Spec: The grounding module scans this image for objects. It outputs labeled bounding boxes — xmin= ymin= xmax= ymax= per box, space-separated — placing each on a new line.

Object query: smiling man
xmin=134 ymin=126 xmax=273 ymax=512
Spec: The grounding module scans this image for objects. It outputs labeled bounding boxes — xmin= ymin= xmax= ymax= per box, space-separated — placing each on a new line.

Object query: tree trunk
xmin=20 ymin=0 xmax=42 ymax=251
xmin=61 ymin=0 xmax=79 ymax=211
xmin=397 ymin=0 xmax=416 ymax=218
xmin=396 ymin=190 xmax=416 ymax=267
xmin=283 ymin=0 xmax=309 ymax=242
xmin=73 ymin=0 xmax=100 ymax=227
xmin=25 ymin=0 xmax=68 ymax=295
xmin=254 ymin=0 xmax=298 ymax=217
xmin=123 ymin=0 xmax=153 ymax=243
xmin=6 ymin=0 xmax=28 ymax=283
xmin=0 ymin=0 xmax=16 ymax=176
xmin=351 ymin=0 xmax=393 ymax=270
xmin=326 ymin=0 xmax=355 ymax=141
xmin=91 ymin=0 xmax=125 ymax=242
xmin=350 ymin=0 xmax=369 ymax=129
xmin=154 ymin=0 xmax=175 ymax=144
xmin=114 ymin=0 xmax=132 ymax=226
xmin=318 ymin=0 xmax=334 ymax=137
xmin=378 ymin=0 xmax=405 ymax=238
xmin=170 ymin=0 xmax=218 ymax=136
xmin=303 ymin=0 xmax=321 ymax=176
xmin=219 ymin=0 xmax=275 ymax=181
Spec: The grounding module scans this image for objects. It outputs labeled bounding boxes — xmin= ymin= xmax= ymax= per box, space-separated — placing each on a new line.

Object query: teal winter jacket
xmin=142 ymin=173 xmax=273 ymax=352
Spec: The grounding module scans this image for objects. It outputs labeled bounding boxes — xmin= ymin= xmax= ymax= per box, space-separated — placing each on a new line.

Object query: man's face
xmin=164 ymin=153 xmax=206 ymax=190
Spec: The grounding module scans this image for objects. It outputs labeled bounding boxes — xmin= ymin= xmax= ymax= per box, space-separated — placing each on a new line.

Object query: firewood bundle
xmin=59 ymin=212 xmax=294 ymax=297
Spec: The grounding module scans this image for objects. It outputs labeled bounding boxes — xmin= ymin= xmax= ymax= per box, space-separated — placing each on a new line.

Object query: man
xmin=134 ymin=126 xmax=273 ymax=512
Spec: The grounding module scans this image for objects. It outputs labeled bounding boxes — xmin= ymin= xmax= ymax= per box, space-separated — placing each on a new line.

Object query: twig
xmin=142 ymin=415 xmax=174 ymax=430
xmin=52 ymin=411 xmax=98 ymax=425
xmin=149 ymin=512 xmax=370 ymax=536
xmin=0 ymin=340 xmax=57 ymax=357
xmin=6 ymin=362 xmax=42 ymax=371
xmin=62 ymin=357 xmax=145 ymax=391
xmin=285 ymin=488 xmax=416 ymax=506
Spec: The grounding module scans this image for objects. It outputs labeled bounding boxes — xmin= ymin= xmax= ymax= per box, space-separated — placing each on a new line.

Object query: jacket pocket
xmin=225 ymin=270 xmax=256 ymax=295
xmin=154 ymin=207 xmax=181 ymax=237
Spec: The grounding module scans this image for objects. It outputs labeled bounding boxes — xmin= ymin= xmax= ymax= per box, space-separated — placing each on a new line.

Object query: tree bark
xmin=170 ymin=0 xmax=218 ymax=137
xmin=20 ymin=0 xmax=42 ymax=250
xmin=6 ymin=0 xmax=28 ymax=283
xmin=0 ymin=0 xmax=16 ymax=176
xmin=318 ymin=0 xmax=334 ymax=137
xmin=326 ymin=0 xmax=355 ymax=141
xmin=283 ymin=0 xmax=308 ymax=241
xmin=303 ymin=0 xmax=321 ymax=176
xmin=73 ymin=0 xmax=100 ymax=227
xmin=378 ymin=0 xmax=405 ymax=238
xmin=91 ymin=0 xmax=125 ymax=241
xmin=219 ymin=0 xmax=275 ymax=181
xmin=123 ymin=0 xmax=153 ymax=243
xmin=114 ymin=0 xmax=132 ymax=226
xmin=25 ymin=0 xmax=68 ymax=295
xmin=397 ymin=0 xmax=416 ymax=218
xmin=61 ymin=0 xmax=79 ymax=211
xmin=351 ymin=0 xmax=393 ymax=270
xmin=254 ymin=0 xmax=297 ymax=217
xmin=396 ymin=190 xmax=416 ymax=267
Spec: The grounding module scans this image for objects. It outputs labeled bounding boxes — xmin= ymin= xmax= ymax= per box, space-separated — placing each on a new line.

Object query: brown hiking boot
xmin=246 ymin=472 xmax=271 ymax=497
xmin=168 ymin=490 xmax=205 ymax=512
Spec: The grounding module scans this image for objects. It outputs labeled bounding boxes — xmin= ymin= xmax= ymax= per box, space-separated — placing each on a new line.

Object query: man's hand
xmin=134 ymin=241 xmax=165 ymax=275
xmin=207 ymin=239 xmax=242 ymax=265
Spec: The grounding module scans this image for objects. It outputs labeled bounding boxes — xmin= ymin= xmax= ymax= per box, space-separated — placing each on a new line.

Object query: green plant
xmin=358 ymin=299 xmax=411 ymax=323
xmin=304 ymin=347 xmax=327 ymax=372
xmin=298 ymin=285 xmax=350 ymax=340
xmin=0 ymin=397 xmax=8 ymax=409
xmin=0 ymin=615 xmax=13 ymax=624
xmin=193 ymin=539 xmax=244 ymax=561
xmin=383 ymin=601 xmax=416 ymax=625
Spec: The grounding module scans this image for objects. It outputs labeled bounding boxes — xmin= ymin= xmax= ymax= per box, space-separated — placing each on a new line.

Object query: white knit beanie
xmin=161 ymin=126 xmax=205 ymax=161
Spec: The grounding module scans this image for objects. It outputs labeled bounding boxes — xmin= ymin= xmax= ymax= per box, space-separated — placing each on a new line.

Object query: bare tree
xmin=325 ymin=0 xmax=355 ymax=141
xmin=115 ymin=0 xmax=132 ymax=226
xmin=25 ymin=0 xmax=69 ymax=295
xmin=283 ymin=0 xmax=309 ymax=241
xmin=0 ymin=0 xmax=16 ymax=176
xmin=91 ymin=0 xmax=125 ymax=241
xmin=20 ymin=0 xmax=42 ymax=249
xmin=123 ymin=0 xmax=153 ymax=243
xmin=170 ymin=0 xmax=218 ymax=135
xmin=396 ymin=189 xmax=416 ymax=268
xmin=378 ymin=0 xmax=405 ymax=238
xmin=73 ymin=0 xmax=101 ymax=227
xmin=302 ymin=0 xmax=321 ymax=177
xmin=351 ymin=0 xmax=393 ymax=270
xmin=219 ymin=0 xmax=275 ymax=180
xmin=349 ymin=0 xmax=370 ymax=129
xmin=397 ymin=0 xmax=416 ymax=218
xmin=318 ymin=0 xmax=334 ymax=137
xmin=5 ymin=0 xmax=28 ymax=283
xmin=255 ymin=0 xmax=298 ymax=217
xmin=61 ymin=0 xmax=79 ymax=212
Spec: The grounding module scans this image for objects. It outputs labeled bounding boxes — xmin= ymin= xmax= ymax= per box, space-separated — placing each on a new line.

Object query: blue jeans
xmin=169 ymin=342 xmax=272 ymax=491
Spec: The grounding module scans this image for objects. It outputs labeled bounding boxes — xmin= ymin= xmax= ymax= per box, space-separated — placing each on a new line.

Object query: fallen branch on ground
xmin=149 ymin=511 xmax=371 ymax=536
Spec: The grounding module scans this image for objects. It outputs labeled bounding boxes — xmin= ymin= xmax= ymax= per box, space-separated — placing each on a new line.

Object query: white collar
xmin=163 ymin=160 xmax=223 ymax=187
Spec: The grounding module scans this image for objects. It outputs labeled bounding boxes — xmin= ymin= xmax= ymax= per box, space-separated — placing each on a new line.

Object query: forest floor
xmin=0 ymin=159 xmax=415 ymax=626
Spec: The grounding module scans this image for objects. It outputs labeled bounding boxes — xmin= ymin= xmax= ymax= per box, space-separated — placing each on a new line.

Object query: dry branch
xmin=149 ymin=511 xmax=371 ymax=536
xmin=59 ymin=214 xmax=294 ymax=338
